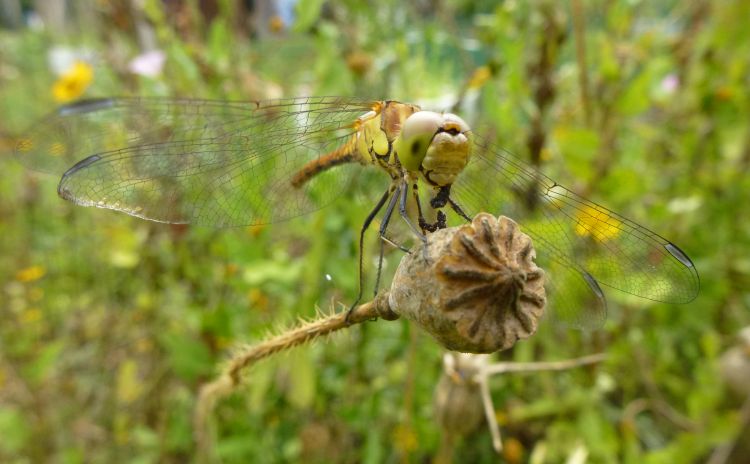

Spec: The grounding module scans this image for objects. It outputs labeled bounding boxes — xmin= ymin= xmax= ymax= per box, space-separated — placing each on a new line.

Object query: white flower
xmin=48 ymin=46 xmax=95 ymax=75
xmin=128 ymin=50 xmax=166 ymax=78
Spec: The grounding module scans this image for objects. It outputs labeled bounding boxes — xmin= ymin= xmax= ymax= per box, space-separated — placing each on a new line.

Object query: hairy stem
xmin=194 ymin=292 xmax=397 ymax=458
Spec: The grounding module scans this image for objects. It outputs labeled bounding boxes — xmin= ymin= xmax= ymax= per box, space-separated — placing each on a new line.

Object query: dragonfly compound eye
xmin=395 ymin=111 xmax=443 ymax=171
xmin=420 ymin=113 xmax=471 ymax=186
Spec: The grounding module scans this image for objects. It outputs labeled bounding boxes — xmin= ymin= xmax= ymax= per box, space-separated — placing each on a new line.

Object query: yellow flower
xmin=392 ymin=423 xmax=418 ymax=453
xmin=715 ymin=85 xmax=733 ymax=101
xmin=52 ymin=61 xmax=93 ymax=103
xmin=467 ymin=65 xmax=492 ymax=90
xmin=502 ymin=437 xmax=525 ymax=464
xmin=16 ymin=265 xmax=46 ymax=283
xmin=575 ymin=205 xmax=621 ymax=242
xmin=247 ymin=288 xmax=269 ymax=312
xmin=268 ymin=14 xmax=285 ymax=33
xmin=135 ymin=338 xmax=154 ymax=353
xmin=246 ymin=224 xmax=266 ymax=238
xmin=21 ymin=308 xmax=43 ymax=324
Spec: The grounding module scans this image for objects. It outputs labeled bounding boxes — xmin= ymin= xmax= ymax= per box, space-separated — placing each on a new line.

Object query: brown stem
xmin=194 ymin=293 xmax=397 ymax=458
xmin=571 ymin=0 xmax=592 ymax=126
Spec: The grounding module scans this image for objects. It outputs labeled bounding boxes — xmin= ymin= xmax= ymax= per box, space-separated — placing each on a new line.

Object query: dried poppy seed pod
xmin=389 ymin=214 xmax=546 ymax=353
xmin=433 ymin=353 xmax=488 ymax=437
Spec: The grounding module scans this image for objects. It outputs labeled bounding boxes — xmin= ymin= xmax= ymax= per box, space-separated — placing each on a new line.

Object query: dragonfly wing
xmin=449 ymin=135 xmax=699 ymax=328
xmin=537 ymin=252 xmax=608 ymax=330
xmin=16 ymin=97 xmax=377 ymax=226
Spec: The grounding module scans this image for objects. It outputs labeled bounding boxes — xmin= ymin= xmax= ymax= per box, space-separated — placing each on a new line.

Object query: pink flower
xmin=660 ymin=74 xmax=679 ymax=94
xmin=128 ymin=50 xmax=166 ymax=78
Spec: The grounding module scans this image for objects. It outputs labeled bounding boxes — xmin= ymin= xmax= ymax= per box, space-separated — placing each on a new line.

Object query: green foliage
xmin=0 ymin=0 xmax=749 ymax=462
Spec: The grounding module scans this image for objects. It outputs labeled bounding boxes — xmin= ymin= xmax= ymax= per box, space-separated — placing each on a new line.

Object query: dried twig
xmin=483 ymin=353 xmax=607 ymax=376
xmin=435 ymin=352 xmax=607 ymax=454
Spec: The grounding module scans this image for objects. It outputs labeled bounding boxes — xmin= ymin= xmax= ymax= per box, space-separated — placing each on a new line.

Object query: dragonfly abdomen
xmin=290 ymin=137 xmax=359 ymax=188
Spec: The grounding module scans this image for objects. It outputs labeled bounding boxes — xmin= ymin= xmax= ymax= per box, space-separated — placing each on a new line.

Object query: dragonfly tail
xmin=290 ymin=138 xmax=358 ymax=188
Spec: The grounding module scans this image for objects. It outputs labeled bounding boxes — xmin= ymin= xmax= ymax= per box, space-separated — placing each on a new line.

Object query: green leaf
xmin=0 ymin=407 xmax=30 ymax=453
xmin=160 ymin=333 xmax=214 ymax=381
xmin=26 ymin=340 xmax=64 ymax=385
xmin=293 ymin=0 xmax=326 ymax=32
xmin=552 ymin=125 xmax=601 ymax=180
xmin=284 ymin=350 xmax=316 ymax=409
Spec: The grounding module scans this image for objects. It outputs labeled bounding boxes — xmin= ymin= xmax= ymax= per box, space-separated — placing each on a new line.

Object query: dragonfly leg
xmin=398 ymin=183 xmax=433 ymax=262
xmin=430 ymin=185 xmax=451 ymax=209
xmin=447 ymin=197 xmax=472 ymax=222
xmin=379 ymin=235 xmax=411 ymax=253
xmin=373 ymin=184 xmax=403 ymax=296
xmin=346 ymin=185 xmax=395 ymax=324
xmin=399 ymin=182 xmax=428 ymax=243
xmin=411 ymin=183 xmax=426 ymax=226
xmin=412 ymin=183 xmax=434 ymax=233
xmin=414 ymin=183 xmax=447 ymax=233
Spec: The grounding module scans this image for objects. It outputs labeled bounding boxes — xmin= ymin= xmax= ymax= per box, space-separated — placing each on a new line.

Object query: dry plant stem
xmin=571 ymin=0 xmax=591 ymax=126
xmin=707 ymin=392 xmax=750 ymax=464
xmin=633 ymin=345 xmax=696 ymax=430
xmin=479 ymin=353 xmax=607 ymax=453
xmin=483 ymin=352 xmax=607 ymax=376
xmin=230 ymin=293 xmax=394 ymax=384
xmin=478 ymin=373 xmax=503 ymax=452
xmin=194 ymin=293 xmax=397 ymax=457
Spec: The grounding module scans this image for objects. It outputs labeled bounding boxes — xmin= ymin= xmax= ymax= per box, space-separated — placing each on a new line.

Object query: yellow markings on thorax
xmin=290 ymin=102 xmax=384 ymax=188
xmin=355 ymin=109 xmax=388 ymax=164
xmin=355 ymin=101 xmax=420 ymax=166
xmin=290 ymin=101 xmax=421 ymax=188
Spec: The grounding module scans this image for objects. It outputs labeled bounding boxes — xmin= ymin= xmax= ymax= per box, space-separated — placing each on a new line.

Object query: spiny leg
xmin=413 ymin=183 xmax=433 ymax=233
xmin=430 ymin=184 xmax=452 ymax=209
xmin=399 ymin=182 xmax=435 ymax=262
xmin=378 ymin=180 xmax=412 ymax=254
xmin=448 ymin=197 xmax=472 ymax=222
xmin=412 ymin=183 xmax=427 ymax=228
xmin=346 ymin=185 xmax=394 ymax=323
xmin=373 ymin=184 xmax=402 ymax=296
xmin=399 ymin=182 xmax=428 ymax=243
xmin=430 ymin=184 xmax=472 ymax=224
xmin=379 ymin=235 xmax=411 ymax=253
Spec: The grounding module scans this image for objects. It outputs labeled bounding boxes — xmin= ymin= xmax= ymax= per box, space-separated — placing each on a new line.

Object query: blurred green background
xmin=1 ymin=0 xmax=749 ymax=463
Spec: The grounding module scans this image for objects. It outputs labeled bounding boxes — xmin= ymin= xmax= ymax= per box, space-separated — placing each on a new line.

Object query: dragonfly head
xmin=395 ymin=111 xmax=471 ymax=186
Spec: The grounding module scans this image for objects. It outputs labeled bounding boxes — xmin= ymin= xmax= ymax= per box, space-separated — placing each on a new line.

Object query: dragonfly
xmin=14 ymin=96 xmax=699 ymax=329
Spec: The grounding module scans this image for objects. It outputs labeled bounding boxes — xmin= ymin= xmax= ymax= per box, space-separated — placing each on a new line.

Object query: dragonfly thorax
xmin=394 ymin=111 xmax=472 ymax=187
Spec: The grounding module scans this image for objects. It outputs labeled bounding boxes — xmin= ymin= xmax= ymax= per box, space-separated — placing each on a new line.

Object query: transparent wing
xmin=450 ymin=135 xmax=700 ymax=329
xmin=15 ymin=96 xmax=377 ymax=226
